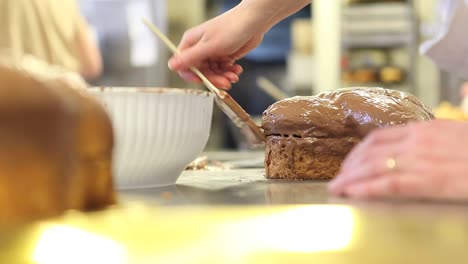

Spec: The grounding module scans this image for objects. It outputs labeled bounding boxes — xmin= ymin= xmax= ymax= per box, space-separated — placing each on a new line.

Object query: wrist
xmin=237 ymin=0 xmax=281 ymax=32
xmin=231 ymin=2 xmax=273 ymax=34
xmin=237 ymin=0 xmax=310 ymax=32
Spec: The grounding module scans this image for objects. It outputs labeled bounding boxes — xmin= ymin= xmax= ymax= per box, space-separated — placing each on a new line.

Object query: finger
xmin=341 ymin=173 xmax=426 ymax=200
xmin=181 ymin=61 xmax=212 ymax=75
xmin=339 ymin=142 xmax=405 ymax=179
xmin=178 ymin=70 xmax=202 ymax=83
xmin=207 ymin=76 xmax=231 ymax=89
xmin=202 ymin=69 xmax=232 ymax=89
xmin=221 ymin=61 xmax=234 ymax=68
xmin=198 ymin=62 xmax=219 ymax=75
xmin=220 ymin=56 xmax=235 ymax=63
xmin=179 ymin=66 xmax=231 ymax=89
xmin=202 ymin=61 xmax=239 ymax=84
xmin=329 ymin=148 xmax=406 ymax=195
xmin=232 ymin=48 xmax=250 ymax=61
xmin=200 ymin=61 xmax=211 ymax=69
xmin=208 ymin=60 xmax=222 ymax=75
xmin=218 ymin=62 xmax=243 ymax=76
xmin=179 ymin=27 xmax=204 ymax=51
xmin=341 ymin=125 xmax=409 ymax=171
xmin=223 ymin=71 xmax=239 ymax=83
xmin=329 ymin=159 xmax=385 ymax=196
xmin=348 ymin=125 xmax=408 ymax=157
xmin=169 ymin=43 xmax=216 ymax=71
xmin=169 ymin=28 xmax=204 ymax=71
xmin=231 ymin=64 xmax=243 ymax=75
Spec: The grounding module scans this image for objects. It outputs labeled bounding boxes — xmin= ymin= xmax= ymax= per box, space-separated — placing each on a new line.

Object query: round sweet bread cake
xmin=262 ymin=87 xmax=434 ymax=180
xmin=0 ymin=55 xmax=115 ymax=224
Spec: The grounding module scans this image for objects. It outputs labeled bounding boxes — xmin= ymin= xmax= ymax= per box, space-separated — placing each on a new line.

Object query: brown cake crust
xmin=265 ymin=136 xmax=359 ymax=180
xmin=262 ymin=87 xmax=434 ymax=180
xmin=0 ymin=55 xmax=115 ymax=225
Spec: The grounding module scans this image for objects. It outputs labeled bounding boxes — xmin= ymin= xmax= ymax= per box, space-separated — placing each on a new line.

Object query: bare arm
xmin=75 ymin=18 xmax=103 ymax=80
xmin=240 ymin=0 xmax=312 ymax=32
xmin=168 ymin=0 xmax=311 ymax=89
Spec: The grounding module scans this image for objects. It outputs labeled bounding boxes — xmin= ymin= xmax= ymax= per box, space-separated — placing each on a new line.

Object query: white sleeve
xmin=420 ymin=0 xmax=468 ymax=79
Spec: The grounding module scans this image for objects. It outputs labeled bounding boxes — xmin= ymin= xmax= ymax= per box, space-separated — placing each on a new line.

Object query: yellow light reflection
xmin=32 ymin=225 xmax=127 ymax=264
xmin=227 ymin=206 xmax=355 ymax=253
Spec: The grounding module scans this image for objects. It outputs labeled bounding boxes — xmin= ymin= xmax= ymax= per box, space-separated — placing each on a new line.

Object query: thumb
xmin=169 ymin=43 xmax=214 ymax=71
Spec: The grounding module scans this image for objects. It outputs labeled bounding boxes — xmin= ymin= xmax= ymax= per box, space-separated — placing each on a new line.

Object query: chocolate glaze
xmin=262 ymin=87 xmax=434 ymax=138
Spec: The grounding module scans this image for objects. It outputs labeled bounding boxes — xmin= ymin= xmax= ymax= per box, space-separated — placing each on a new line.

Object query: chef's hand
xmin=168 ymin=6 xmax=264 ymax=89
xmin=168 ymin=0 xmax=311 ymax=89
xmin=328 ymin=120 xmax=468 ymax=201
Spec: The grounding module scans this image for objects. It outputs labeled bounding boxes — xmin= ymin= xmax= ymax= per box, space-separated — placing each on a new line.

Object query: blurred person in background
xmin=0 ymin=0 xmax=102 ymax=80
xmin=169 ymin=0 xmax=468 ymax=201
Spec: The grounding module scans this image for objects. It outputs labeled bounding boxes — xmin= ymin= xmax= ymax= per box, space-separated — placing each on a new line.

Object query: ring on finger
xmin=386 ymin=157 xmax=398 ymax=172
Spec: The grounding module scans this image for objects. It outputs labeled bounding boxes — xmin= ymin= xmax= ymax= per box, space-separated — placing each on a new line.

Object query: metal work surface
xmin=121 ymin=169 xmax=330 ymax=206
xmin=2 ymin=152 xmax=468 ymax=263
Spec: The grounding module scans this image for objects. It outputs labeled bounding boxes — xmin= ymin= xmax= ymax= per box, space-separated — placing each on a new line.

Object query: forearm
xmin=237 ymin=0 xmax=311 ymax=32
xmin=76 ymin=18 xmax=103 ymax=79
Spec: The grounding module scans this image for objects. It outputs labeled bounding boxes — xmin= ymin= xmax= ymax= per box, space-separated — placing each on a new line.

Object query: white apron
xmin=420 ymin=0 xmax=468 ymax=79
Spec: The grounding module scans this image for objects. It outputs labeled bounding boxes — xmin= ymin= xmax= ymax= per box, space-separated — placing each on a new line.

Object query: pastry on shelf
xmin=380 ymin=66 xmax=405 ymax=84
xmin=353 ymin=68 xmax=378 ymax=83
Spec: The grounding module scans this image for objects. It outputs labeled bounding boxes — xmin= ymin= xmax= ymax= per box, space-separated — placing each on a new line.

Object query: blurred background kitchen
xmin=77 ymin=0 xmax=466 ymax=150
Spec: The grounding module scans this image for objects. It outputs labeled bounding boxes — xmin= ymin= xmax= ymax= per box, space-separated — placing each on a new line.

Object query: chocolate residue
xmin=262 ymin=87 xmax=434 ymax=139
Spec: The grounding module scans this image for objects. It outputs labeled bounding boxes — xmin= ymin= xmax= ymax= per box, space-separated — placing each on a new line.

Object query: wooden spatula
xmin=143 ymin=19 xmax=265 ymax=144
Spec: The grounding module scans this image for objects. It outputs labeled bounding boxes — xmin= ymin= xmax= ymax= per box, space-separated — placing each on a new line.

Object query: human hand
xmin=328 ymin=120 xmax=468 ymax=201
xmin=168 ymin=6 xmax=267 ymax=89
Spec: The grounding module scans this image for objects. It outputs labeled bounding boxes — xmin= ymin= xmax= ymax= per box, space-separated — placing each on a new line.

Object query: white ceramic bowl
xmin=88 ymin=87 xmax=213 ymax=189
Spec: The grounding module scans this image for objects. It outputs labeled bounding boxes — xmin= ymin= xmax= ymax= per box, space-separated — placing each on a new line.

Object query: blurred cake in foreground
xmin=262 ymin=87 xmax=434 ymax=180
xmin=0 ymin=55 xmax=115 ymax=225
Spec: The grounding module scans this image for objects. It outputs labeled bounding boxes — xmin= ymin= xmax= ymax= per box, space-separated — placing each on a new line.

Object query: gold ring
xmin=386 ymin=157 xmax=397 ymax=171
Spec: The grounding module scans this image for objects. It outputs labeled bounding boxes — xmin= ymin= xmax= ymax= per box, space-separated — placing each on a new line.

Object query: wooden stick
xmin=142 ymin=18 xmax=220 ymax=97
xmin=142 ymin=18 xmax=265 ymax=143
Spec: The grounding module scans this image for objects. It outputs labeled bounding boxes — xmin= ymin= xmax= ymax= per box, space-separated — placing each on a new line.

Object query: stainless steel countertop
xmin=3 ymin=151 xmax=468 ymax=263
xmin=120 ymin=168 xmax=331 ymax=206
xmin=120 ymin=150 xmax=468 ymax=209
xmin=120 ymin=151 xmax=330 ymax=205
xmin=114 ymin=154 xmax=468 ymax=263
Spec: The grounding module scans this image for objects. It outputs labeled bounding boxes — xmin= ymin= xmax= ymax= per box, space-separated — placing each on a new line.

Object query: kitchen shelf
xmin=340 ymin=0 xmax=418 ymax=95
xmin=343 ymin=34 xmax=412 ymax=49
